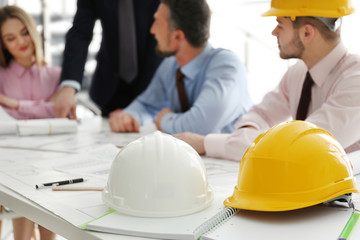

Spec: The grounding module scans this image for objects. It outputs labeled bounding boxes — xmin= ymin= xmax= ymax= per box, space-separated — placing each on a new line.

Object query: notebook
xmin=201 ymin=205 xmax=353 ymax=240
xmin=83 ymin=199 xmax=355 ymax=240
xmin=82 ymin=194 xmax=238 ymax=240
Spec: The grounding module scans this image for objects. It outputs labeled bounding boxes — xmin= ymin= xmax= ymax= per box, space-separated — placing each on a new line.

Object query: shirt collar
xmin=309 ymin=41 xmax=347 ymax=87
xmin=179 ymin=43 xmax=212 ymax=80
xmin=9 ymin=60 xmax=38 ymax=77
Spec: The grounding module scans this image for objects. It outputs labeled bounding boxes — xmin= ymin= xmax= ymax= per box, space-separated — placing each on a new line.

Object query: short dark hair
xmin=292 ymin=17 xmax=340 ymax=43
xmin=161 ymin=0 xmax=211 ymax=48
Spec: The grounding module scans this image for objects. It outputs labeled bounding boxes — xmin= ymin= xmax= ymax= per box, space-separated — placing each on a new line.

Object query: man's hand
xmin=155 ymin=108 xmax=172 ymax=131
xmin=53 ymin=87 xmax=77 ymax=119
xmin=109 ymin=111 xmax=140 ymax=133
xmin=0 ymin=94 xmax=19 ymax=109
xmin=109 ymin=108 xmax=123 ymax=118
xmin=173 ymin=132 xmax=206 ymax=155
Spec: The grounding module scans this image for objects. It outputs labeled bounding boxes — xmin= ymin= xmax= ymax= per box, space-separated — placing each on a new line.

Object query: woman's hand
xmin=0 ymin=93 xmax=19 ymax=109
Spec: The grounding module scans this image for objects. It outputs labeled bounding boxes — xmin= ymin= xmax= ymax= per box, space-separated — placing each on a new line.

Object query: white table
xmin=0 ymin=117 xmax=360 ymax=240
xmin=0 ymin=118 xmax=157 ymax=239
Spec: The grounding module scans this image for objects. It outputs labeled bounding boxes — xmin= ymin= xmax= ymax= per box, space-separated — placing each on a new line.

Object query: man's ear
xmin=173 ymin=29 xmax=185 ymax=42
xmin=301 ymin=24 xmax=316 ymax=44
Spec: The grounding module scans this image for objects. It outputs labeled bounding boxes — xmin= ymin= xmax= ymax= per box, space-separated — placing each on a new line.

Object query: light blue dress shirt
xmin=124 ymin=44 xmax=252 ymax=134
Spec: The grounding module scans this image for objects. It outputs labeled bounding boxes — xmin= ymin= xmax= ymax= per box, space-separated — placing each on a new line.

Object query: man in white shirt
xmin=176 ymin=0 xmax=360 ymax=161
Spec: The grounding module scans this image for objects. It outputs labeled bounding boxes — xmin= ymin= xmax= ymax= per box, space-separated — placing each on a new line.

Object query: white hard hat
xmin=103 ymin=131 xmax=213 ymax=217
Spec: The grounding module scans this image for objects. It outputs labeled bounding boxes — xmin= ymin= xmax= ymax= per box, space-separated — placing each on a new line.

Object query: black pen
xmin=35 ymin=178 xmax=85 ymax=189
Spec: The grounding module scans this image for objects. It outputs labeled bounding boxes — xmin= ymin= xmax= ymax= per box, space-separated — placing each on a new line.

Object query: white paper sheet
xmin=0 ymin=121 xmax=17 ymax=135
xmin=33 ymin=143 xmax=121 ymax=180
xmin=0 ymin=107 xmax=17 ymax=134
xmin=0 ymin=106 xmax=15 ymax=121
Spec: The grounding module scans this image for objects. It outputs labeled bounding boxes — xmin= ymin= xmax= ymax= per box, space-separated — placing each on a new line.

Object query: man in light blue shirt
xmin=109 ymin=0 xmax=252 ymax=135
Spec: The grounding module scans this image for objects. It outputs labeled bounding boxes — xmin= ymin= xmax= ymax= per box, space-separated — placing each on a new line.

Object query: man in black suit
xmin=54 ymin=0 xmax=162 ymax=118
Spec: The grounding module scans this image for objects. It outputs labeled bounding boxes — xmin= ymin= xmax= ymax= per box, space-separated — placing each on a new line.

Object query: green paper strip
xmin=338 ymin=212 xmax=360 ymax=240
xmin=81 ymin=209 xmax=116 ymax=229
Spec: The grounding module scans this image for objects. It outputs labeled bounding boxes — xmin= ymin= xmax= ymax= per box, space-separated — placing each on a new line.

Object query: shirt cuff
xmin=61 ymin=80 xmax=81 ymax=92
xmin=205 ymin=128 xmax=262 ymax=161
xmin=123 ymin=108 xmax=142 ymax=126
xmin=17 ymin=100 xmax=32 ymax=114
xmin=160 ymin=112 xmax=176 ymax=134
xmin=204 ymin=133 xmax=230 ymax=159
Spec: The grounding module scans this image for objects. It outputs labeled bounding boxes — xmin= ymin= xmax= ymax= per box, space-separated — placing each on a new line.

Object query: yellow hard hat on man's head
xmin=224 ymin=121 xmax=359 ymax=212
xmin=262 ymin=0 xmax=355 ymax=20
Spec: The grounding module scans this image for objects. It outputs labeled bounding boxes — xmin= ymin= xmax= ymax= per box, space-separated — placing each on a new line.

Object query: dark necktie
xmin=296 ymin=71 xmax=314 ymax=120
xmin=176 ymin=69 xmax=190 ymax=112
xmin=118 ymin=0 xmax=138 ymax=83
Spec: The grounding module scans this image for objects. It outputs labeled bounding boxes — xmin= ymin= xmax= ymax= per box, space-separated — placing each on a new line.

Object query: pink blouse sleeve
xmin=14 ymin=66 xmax=61 ymax=119
xmin=17 ymin=100 xmax=55 ymax=119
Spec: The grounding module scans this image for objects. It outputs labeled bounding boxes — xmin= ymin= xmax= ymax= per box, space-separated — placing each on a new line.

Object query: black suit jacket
xmin=60 ymin=0 xmax=162 ymax=115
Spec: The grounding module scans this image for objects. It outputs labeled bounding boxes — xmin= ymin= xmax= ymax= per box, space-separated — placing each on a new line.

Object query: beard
xmin=155 ymin=45 xmax=177 ymax=58
xmin=279 ymin=31 xmax=304 ymax=59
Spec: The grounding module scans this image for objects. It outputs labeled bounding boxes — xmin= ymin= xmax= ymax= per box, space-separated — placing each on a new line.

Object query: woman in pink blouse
xmin=0 ymin=5 xmax=61 ymax=120
xmin=0 ymin=5 xmax=60 ymax=240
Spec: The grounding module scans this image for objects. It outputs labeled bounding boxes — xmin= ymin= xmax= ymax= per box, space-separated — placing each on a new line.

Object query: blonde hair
xmin=0 ymin=5 xmax=44 ymax=67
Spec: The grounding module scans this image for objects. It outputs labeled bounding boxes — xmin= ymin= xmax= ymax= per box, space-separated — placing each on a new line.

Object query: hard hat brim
xmin=224 ymin=178 xmax=359 ymax=212
xmin=103 ymin=189 xmax=214 ymax=217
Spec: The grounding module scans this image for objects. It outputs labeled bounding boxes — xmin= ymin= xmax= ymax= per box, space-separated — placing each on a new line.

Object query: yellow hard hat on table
xmin=262 ymin=0 xmax=355 ymax=20
xmin=224 ymin=121 xmax=359 ymax=211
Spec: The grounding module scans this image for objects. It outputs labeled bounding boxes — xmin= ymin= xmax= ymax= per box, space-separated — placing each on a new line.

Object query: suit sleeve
xmin=60 ymin=0 xmax=97 ymax=86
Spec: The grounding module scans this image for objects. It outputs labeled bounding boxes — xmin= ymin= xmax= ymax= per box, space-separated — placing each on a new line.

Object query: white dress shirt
xmin=205 ymin=42 xmax=360 ymax=161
